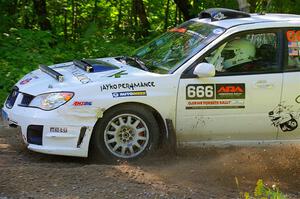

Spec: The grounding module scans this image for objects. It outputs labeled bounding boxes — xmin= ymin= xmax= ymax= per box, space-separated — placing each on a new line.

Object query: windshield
xmin=132 ymin=21 xmax=225 ymax=74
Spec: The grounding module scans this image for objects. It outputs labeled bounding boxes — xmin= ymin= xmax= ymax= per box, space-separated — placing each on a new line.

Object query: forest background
xmin=0 ymin=0 xmax=299 ymax=102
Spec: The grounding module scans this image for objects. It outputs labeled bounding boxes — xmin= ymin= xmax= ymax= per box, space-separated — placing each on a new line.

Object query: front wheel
xmin=91 ymin=104 xmax=159 ymax=162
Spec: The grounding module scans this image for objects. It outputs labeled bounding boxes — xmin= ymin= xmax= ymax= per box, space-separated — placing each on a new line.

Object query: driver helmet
xmin=222 ymin=39 xmax=256 ymax=69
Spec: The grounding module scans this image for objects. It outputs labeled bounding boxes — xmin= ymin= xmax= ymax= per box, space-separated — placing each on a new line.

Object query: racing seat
xmin=256 ymin=44 xmax=277 ymax=64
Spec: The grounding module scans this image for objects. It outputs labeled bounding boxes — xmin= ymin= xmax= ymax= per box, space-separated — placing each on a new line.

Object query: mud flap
xmin=165 ymin=119 xmax=177 ymax=154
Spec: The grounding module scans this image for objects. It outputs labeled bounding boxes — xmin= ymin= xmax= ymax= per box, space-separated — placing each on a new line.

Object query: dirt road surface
xmin=1 ymin=125 xmax=300 ymax=199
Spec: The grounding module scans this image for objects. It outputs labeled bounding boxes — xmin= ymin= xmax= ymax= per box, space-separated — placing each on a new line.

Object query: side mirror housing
xmin=193 ymin=63 xmax=215 ymax=78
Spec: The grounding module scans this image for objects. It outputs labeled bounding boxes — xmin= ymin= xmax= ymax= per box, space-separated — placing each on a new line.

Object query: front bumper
xmin=2 ymin=92 xmax=98 ymax=157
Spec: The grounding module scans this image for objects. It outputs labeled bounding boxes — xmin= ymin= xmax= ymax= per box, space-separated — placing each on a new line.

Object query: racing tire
xmin=90 ymin=104 xmax=159 ymax=162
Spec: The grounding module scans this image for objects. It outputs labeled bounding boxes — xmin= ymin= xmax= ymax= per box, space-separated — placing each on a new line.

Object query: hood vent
xmin=39 ymin=64 xmax=64 ymax=82
xmin=73 ymin=59 xmax=119 ymax=73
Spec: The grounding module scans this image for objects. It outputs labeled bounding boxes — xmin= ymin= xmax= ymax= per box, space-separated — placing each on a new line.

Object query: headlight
xmin=29 ymin=92 xmax=74 ymax=110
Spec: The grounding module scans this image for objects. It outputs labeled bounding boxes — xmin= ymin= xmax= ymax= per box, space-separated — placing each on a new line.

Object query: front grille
xmin=5 ymin=86 xmax=19 ymax=109
xmin=20 ymin=93 xmax=35 ymax=106
xmin=27 ymin=125 xmax=43 ymax=145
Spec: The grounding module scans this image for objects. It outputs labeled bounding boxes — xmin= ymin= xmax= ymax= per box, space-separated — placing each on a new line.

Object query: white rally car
xmin=3 ymin=8 xmax=300 ymax=161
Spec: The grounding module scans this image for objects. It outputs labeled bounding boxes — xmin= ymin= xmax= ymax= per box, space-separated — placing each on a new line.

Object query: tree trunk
xmin=74 ymin=2 xmax=78 ymax=40
xmin=174 ymin=5 xmax=178 ymax=26
xmin=133 ymin=0 xmax=150 ymax=37
xmin=237 ymin=0 xmax=250 ymax=12
xmin=164 ymin=0 xmax=170 ymax=30
xmin=7 ymin=0 xmax=18 ymax=16
xmin=72 ymin=0 xmax=75 ymax=40
xmin=116 ymin=0 xmax=123 ymax=32
xmin=173 ymin=0 xmax=193 ymax=20
xmin=64 ymin=7 xmax=67 ymax=43
xmin=93 ymin=0 xmax=99 ymax=22
xmin=32 ymin=0 xmax=52 ymax=31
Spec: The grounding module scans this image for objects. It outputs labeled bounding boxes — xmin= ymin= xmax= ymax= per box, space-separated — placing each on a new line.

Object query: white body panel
xmin=2 ymin=59 xmax=179 ymax=157
xmin=276 ymin=71 xmax=300 ymax=139
xmin=176 ymin=74 xmax=282 ymax=142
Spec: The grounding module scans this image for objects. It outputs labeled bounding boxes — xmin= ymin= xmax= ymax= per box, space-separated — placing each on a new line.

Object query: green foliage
xmin=241 ymin=179 xmax=286 ymax=199
xmin=0 ymin=27 xmax=139 ymax=104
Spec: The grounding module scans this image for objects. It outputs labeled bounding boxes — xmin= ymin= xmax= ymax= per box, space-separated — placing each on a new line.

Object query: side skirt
xmin=178 ymin=139 xmax=300 ymax=148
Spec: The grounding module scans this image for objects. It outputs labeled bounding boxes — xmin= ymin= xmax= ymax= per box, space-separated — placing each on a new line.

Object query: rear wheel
xmin=91 ymin=104 xmax=159 ymax=162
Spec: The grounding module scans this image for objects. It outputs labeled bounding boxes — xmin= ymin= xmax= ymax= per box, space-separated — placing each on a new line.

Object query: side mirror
xmin=193 ymin=63 xmax=215 ymax=78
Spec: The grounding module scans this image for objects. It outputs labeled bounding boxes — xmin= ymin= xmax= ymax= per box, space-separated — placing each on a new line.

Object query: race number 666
xmin=186 ymin=84 xmax=215 ymax=99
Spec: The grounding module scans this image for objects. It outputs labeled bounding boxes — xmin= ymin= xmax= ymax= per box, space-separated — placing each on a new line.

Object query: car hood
xmin=16 ymin=57 xmax=152 ymax=95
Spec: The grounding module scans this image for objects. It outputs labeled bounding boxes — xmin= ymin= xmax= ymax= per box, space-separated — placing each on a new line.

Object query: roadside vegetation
xmin=237 ymin=179 xmax=286 ymax=199
xmin=2 ymin=0 xmax=300 ymax=103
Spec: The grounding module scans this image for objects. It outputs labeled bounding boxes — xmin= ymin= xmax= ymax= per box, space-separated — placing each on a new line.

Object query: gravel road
xmin=1 ymin=125 xmax=300 ymax=199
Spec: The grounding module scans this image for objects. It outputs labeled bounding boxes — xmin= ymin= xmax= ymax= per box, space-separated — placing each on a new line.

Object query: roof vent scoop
xmin=199 ymin=8 xmax=251 ymax=21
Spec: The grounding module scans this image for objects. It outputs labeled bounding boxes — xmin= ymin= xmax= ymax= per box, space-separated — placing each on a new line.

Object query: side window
xmin=204 ymin=32 xmax=280 ymax=74
xmin=285 ymin=29 xmax=300 ymax=70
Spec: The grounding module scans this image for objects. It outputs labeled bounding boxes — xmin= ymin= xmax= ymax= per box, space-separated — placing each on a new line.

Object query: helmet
xmin=222 ymin=39 xmax=256 ymax=69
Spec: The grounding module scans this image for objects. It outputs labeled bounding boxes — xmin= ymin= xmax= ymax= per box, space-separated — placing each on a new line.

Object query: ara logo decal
xmin=216 ymin=84 xmax=245 ymax=99
xmin=73 ymin=101 xmax=92 ymax=106
xmin=217 ymin=85 xmax=244 ymax=93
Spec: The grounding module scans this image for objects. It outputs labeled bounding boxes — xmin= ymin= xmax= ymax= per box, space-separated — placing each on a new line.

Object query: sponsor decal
xmin=112 ymin=90 xmax=147 ymax=98
xmin=169 ymin=27 xmax=187 ymax=33
xmin=50 ymin=127 xmax=68 ymax=133
xmin=269 ymin=102 xmax=300 ymax=132
xmin=100 ymin=81 xmax=155 ymax=91
xmin=73 ymin=101 xmax=92 ymax=106
xmin=289 ymin=47 xmax=299 ymax=56
xmin=296 ymin=95 xmax=300 ymax=104
xmin=20 ymin=78 xmax=32 ymax=85
xmin=108 ymin=70 xmax=128 ymax=78
xmin=186 ymin=100 xmax=245 ymax=109
xmin=70 ymin=67 xmax=92 ymax=84
xmin=286 ymin=30 xmax=300 ymax=42
xmin=186 ymin=83 xmax=245 ymax=109
xmin=19 ymin=73 xmax=39 ymax=85
xmin=213 ymin=28 xmax=224 ymax=35
xmin=286 ymin=31 xmax=300 ymax=57
xmin=216 ymin=84 xmax=245 ymax=99
xmin=288 ymin=42 xmax=299 ymax=48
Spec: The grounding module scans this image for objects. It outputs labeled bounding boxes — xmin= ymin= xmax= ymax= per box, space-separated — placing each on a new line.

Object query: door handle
xmin=254 ymin=80 xmax=274 ymax=89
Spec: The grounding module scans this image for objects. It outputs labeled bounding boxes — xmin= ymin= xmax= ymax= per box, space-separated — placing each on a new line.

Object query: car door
xmin=277 ymin=28 xmax=300 ymax=140
xmin=176 ymin=30 xmax=283 ymax=143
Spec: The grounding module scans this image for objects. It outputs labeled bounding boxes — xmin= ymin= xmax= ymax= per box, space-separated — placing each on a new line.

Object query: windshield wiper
xmin=117 ymin=56 xmax=149 ymax=71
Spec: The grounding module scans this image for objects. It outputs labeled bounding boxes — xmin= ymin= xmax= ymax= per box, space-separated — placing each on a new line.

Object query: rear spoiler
xmin=39 ymin=64 xmax=64 ymax=82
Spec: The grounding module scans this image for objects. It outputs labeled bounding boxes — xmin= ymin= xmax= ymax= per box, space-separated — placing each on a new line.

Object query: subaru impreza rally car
xmin=3 ymin=8 xmax=300 ymax=161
